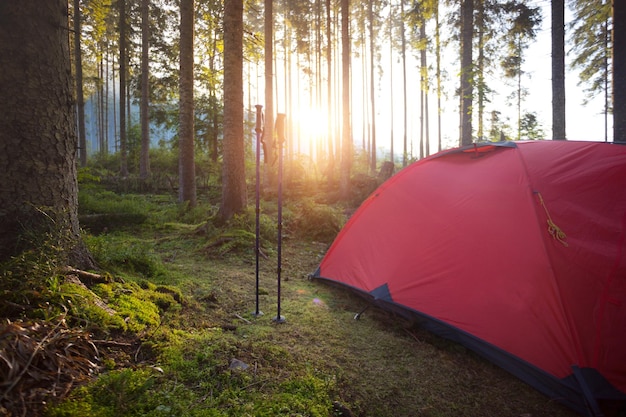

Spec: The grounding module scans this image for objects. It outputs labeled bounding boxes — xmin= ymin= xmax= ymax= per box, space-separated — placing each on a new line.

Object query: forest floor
xmin=143 ymin=234 xmax=579 ymax=417
xmin=2 ymin=184 xmax=581 ymax=417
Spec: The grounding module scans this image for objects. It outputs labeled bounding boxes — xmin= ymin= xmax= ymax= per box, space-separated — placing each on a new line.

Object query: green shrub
xmin=288 ymin=198 xmax=344 ymax=243
xmin=204 ymin=207 xmax=276 ymax=257
xmin=85 ymin=234 xmax=166 ymax=279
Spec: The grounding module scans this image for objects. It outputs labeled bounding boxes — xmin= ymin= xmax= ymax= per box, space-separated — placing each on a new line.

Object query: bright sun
xmin=288 ymin=107 xmax=332 ymax=157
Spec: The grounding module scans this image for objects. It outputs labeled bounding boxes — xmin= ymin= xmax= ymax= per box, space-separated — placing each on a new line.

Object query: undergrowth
xmin=1 ymin=171 xmax=582 ymax=417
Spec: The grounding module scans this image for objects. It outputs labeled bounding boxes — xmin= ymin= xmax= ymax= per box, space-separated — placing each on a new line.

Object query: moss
xmin=59 ymin=282 xmax=124 ymax=331
xmin=113 ymin=292 xmax=161 ymax=332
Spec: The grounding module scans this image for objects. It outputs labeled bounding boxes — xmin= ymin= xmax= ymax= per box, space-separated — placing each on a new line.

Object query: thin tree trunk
xmin=436 ymin=3 xmax=442 ymax=152
xmin=119 ymin=0 xmax=128 ymax=176
xmin=369 ymin=0 xmax=377 ymax=172
xmin=421 ymin=20 xmax=430 ymax=157
xmin=264 ymin=0 xmax=275 ymax=171
xmin=339 ymin=0 xmax=352 ymax=199
xmin=400 ymin=0 xmax=408 ymax=166
xmin=140 ymin=0 xmax=151 ymax=179
xmin=604 ymin=14 xmax=610 ymax=142
xmin=613 ymin=0 xmax=626 ymax=142
xmin=419 ymin=17 xmax=426 ymax=159
xmin=98 ymin=52 xmax=105 ymax=153
xmin=460 ymin=0 xmax=474 ymax=146
xmin=179 ymin=0 xmax=197 ymax=206
xmin=517 ymin=36 xmax=522 ymax=140
xmin=104 ymin=51 xmax=110 ymax=153
xmin=389 ymin=1 xmax=394 ymax=163
xmin=326 ymin=0 xmax=334 ymax=183
xmin=552 ymin=0 xmax=566 ymax=140
xmin=476 ymin=0 xmax=485 ymax=141
xmin=209 ymin=27 xmax=219 ymax=163
xmin=110 ymin=51 xmax=115 ymax=152
xmin=74 ymin=0 xmax=87 ymax=166
xmin=362 ymin=39 xmax=368 ymax=154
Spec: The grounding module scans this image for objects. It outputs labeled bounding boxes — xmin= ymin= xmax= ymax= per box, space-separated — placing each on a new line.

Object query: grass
xmin=3 ymin=182 xmax=580 ymax=417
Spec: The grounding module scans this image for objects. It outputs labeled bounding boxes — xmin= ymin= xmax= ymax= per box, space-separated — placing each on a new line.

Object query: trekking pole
xmin=252 ymin=104 xmax=264 ymax=317
xmin=272 ymin=113 xmax=287 ymax=324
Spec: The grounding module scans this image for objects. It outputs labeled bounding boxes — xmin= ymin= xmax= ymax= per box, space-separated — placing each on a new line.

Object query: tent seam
xmin=514 ymin=146 xmax=585 ymax=365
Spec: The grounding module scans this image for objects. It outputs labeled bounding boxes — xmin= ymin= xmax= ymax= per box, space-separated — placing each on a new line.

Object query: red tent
xmin=313 ymin=141 xmax=626 ymax=416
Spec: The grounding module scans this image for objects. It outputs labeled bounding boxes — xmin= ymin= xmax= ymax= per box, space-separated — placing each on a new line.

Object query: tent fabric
xmin=312 ymin=140 xmax=626 ymax=416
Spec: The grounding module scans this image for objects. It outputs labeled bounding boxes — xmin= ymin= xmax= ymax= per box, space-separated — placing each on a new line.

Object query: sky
xmin=246 ymin=1 xmax=614 ymax=166
xmin=524 ymin=5 xmax=610 ymax=143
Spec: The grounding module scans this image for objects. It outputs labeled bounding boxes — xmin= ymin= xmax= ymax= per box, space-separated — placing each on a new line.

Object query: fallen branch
xmin=234 ymin=313 xmax=251 ymax=324
xmin=61 ymin=266 xmax=110 ymax=285
xmin=92 ymin=339 xmax=133 ymax=347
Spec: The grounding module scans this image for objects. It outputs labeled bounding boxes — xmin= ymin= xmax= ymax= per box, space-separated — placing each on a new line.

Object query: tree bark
xmin=400 ymin=0 xmax=408 ymax=166
xmin=339 ymin=0 xmax=352 ymax=200
xmin=435 ymin=2 xmax=442 ymax=152
xmin=179 ymin=0 xmax=197 ymax=206
xmin=0 ymin=0 xmax=92 ymax=268
xmin=326 ymin=0 xmax=335 ymax=184
xmin=460 ymin=0 xmax=474 ymax=146
xmin=219 ymin=0 xmax=247 ymax=222
xmin=389 ymin=1 xmax=395 ymax=163
xmin=368 ymin=0 xmax=377 ymax=173
xmin=118 ymin=0 xmax=128 ymax=176
xmin=420 ymin=18 xmax=429 ymax=158
xmin=476 ymin=0 xmax=485 ymax=141
xmin=614 ymin=0 xmax=626 ymax=143
xmin=263 ymin=0 xmax=275 ymax=169
xmin=140 ymin=0 xmax=151 ymax=179
xmin=74 ymin=0 xmax=87 ymax=166
xmin=552 ymin=0 xmax=566 ymax=140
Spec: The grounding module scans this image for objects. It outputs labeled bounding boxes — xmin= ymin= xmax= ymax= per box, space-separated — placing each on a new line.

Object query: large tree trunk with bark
xmin=218 ymin=0 xmax=247 ymax=222
xmin=0 ymin=0 xmax=93 ymax=268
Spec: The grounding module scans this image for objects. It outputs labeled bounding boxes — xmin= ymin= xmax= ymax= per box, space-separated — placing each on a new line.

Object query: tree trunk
xmin=140 ymin=0 xmax=151 ymax=179
xmin=400 ymin=0 xmax=408 ymax=166
xmin=263 ymin=0 xmax=275 ymax=170
xmin=435 ymin=2 xmax=442 ymax=152
xmin=613 ymin=0 xmax=626 ymax=143
xmin=460 ymin=0 xmax=474 ymax=146
xmin=326 ymin=0 xmax=334 ymax=184
xmin=419 ymin=17 xmax=428 ymax=158
xmin=96 ymin=58 xmax=103 ymax=153
xmin=551 ymin=0 xmax=566 ymax=140
xmin=368 ymin=0 xmax=377 ymax=173
xmin=219 ymin=0 xmax=247 ymax=222
xmin=476 ymin=0 xmax=485 ymax=141
xmin=517 ymin=37 xmax=522 ymax=140
xmin=339 ymin=0 xmax=352 ymax=200
xmin=389 ymin=1 xmax=394 ymax=164
xmin=74 ymin=0 xmax=87 ymax=166
xmin=119 ymin=0 xmax=128 ymax=176
xmin=179 ymin=0 xmax=197 ymax=206
xmin=0 ymin=0 xmax=92 ymax=268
